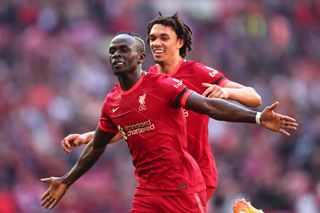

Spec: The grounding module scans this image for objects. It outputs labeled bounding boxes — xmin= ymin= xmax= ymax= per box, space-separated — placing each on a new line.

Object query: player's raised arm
xmin=185 ymin=91 xmax=298 ymax=136
xmin=41 ymin=127 xmax=116 ymax=209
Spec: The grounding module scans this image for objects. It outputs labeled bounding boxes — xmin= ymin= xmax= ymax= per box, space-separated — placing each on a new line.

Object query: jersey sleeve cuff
xmin=179 ymin=90 xmax=192 ymax=108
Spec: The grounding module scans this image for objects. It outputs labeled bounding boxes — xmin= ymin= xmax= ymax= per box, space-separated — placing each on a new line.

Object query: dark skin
xmin=41 ymin=34 xmax=298 ymax=209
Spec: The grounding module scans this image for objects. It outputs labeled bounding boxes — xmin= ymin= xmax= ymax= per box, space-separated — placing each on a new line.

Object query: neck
xmin=117 ymin=66 xmax=143 ymax=91
xmin=158 ymin=56 xmax=184 ymax=74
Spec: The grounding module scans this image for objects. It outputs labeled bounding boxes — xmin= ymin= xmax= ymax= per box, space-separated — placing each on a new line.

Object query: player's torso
xmin=106 ymin=74 xmax=205 ymax=194
xmin=107 ymin=75 xmax=187 ymax=152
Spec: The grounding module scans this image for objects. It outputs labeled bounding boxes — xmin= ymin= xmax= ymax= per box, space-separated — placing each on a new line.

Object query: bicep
xmin=185 ymin=92 xmax=211 ymax=114
xmin=92 ymin=127 xmax=117 ymax=149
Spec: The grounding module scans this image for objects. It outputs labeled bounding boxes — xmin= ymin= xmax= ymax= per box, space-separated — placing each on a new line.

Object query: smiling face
xmin=108 ymin=34 xmax=144 ymax=75
xmin=148 ymin=24 xmax=184 ymax=64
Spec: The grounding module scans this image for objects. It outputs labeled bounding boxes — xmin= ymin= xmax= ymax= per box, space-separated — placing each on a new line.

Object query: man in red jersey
xmin=62 ymin=12 xmax=262 ymax=201
xmin=41 ymin=32 xmax=297 ymax=212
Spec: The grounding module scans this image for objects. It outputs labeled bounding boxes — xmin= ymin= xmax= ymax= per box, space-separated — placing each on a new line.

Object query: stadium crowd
xmin=0 ymin=0 xmax=319 ymax=212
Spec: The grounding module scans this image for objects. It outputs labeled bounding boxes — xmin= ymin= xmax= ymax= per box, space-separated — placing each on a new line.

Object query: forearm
xmin=205 ymin=98 xmax=257 ymax=123
xmin=225 ymin=87 xmax=262 ymax=107
xmin=62 ymin=141 xmax=105 ymax=186
xmin=186 ymin=92 xmax=258 ymax=123
xmin=83 ymin=131 xmax=95 ymax=142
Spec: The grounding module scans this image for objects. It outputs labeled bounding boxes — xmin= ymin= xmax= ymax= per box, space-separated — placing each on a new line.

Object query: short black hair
xmin=116 ymin=31 xmax=146 ymax=54
xmin=146 ymin=12 xmax=193 ymax=58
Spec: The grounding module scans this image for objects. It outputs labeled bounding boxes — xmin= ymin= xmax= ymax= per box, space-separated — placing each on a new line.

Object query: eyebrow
xmin=149 ymin=32 xmax=170 ymax=38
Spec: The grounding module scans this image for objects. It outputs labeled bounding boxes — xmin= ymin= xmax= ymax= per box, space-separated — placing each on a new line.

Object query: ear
xmin=138 ymin=53 xmax=146 ymax=64
xmin=177 ymin=39 xmax=184 ymax=49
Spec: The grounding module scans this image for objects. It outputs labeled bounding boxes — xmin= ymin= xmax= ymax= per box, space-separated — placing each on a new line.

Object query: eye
xmin=161 ymin=36 xmax=169 ymax=41
xmin=121 ymin=46 xmax=129 ymax=52
xmin=109 ymin=47 xmax=115 ymax=54
xmin=148 ymin=36 xmax=155 ymax=42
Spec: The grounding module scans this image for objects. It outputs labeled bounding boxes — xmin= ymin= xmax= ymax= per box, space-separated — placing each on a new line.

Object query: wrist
xmin=61 ymin=176 xmax=72 ymax=187
xmin=255 ymin=112 xmax=261 ymax=125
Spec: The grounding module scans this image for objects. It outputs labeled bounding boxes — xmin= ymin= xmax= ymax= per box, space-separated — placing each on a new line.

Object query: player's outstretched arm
xmin=185 ymin=92 xmax=297 ymax=136
xmin=61 ymin=131 xmax=123 ymax=153
xmin=41 ymin=127 xmax=116 ymax=209
xmin=202 ymin=81 xmax=262 ymax=107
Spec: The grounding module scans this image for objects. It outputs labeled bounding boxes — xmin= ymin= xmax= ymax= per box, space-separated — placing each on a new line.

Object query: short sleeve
xmin=98 ymin=99 xmax=118 ymax=133
xmin=156 ymin=75 xmax=189 ymax=107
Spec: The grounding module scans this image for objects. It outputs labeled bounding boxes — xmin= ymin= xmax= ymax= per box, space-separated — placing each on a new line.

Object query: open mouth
xmin=153 ymin=49 xmax=165 ymax=57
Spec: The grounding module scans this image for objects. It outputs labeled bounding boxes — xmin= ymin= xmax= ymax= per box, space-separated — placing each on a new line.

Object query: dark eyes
xmin=109 ymin=46 xmax=129 ymax=54
xmin=149 ymin=36 xmax=169 ymax=42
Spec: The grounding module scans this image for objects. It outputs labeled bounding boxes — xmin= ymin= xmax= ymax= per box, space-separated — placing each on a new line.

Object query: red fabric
xmin=148 ymin=61 xmax=229 ymax=188
xmin=130 ymin=190 xmax=207 ymax=213
xmin=99 ymin=72 xmax=205 ymax=196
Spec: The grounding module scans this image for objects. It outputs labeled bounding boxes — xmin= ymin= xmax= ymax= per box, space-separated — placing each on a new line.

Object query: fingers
xmin=202 ymin=83 xmax=224 ymax=98
xmin=202 ymin=83 xmax=214 ymax=97
xmin=61 ymin=134 xmax=79 ymax=153
xmin=278 ymin=115 xmax=298 ymax=136
xmin=40 ymin=189 xmax=56 ymax=209
xmin=40 ymin=189 xmax=50 ymax=201
xmin=49 ymin=199 xmax=59 ymax=209
xmin=281 ymin=115 xmax=297 ymax=123
xmin=281 ymin=120 xmax=298 ymax=131
xmin=281 ymin=115 xmax=298 ymax=130
xmin=279 ymin=129 xmax=290 ymax=136
xmin=61 ymin=139 xmax=72 ymax=153
xmin=41 ymin=192 xmax=52 ymax=206
xmin=207 ymin=91 xmax=224 ymax=99
xmin=41 ymin=192 xmax=58 ymax=209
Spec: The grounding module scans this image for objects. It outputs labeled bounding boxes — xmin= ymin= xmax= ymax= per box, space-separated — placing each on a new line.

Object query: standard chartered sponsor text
xmin=124 ymin=120 xmax=155 ymax=136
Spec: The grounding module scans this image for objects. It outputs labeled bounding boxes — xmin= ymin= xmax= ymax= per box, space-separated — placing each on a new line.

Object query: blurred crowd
xmin=0 ymin=0 xmax=319 ymax=212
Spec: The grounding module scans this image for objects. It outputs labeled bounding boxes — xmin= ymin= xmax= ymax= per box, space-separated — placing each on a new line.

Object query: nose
xmin=112 ymin=50 xmax=121 ymax=59
xmin=151 ymin=38 xmax=161 ymax=47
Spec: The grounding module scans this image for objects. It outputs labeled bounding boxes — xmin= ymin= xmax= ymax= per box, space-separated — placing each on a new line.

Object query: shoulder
xmin=189 ymin=61 xmax=225 ymax=77
xmin=105 ymin=83 xmax=120 ymax=102
xmin=144 ymin=72 xmax=183 ymax=90
xmin=145 ymin=64 xmax=159 ymax=74
xmin=180 ymin=60 xmax=214 ymax=74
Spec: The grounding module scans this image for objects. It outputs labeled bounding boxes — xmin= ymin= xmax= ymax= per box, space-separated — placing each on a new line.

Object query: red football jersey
xmin=99 ymin=72 xmax=206 ymax=196
xmin=147 ymin=60 xmax=229 ymax=187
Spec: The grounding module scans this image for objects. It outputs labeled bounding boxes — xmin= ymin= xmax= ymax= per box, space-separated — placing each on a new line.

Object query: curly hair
xmin=146 ymin=12 xmax=193 ymax=58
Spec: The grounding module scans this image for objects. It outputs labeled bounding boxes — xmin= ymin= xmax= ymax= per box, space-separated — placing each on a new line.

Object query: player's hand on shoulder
xmin=202 ymin=83 xmax=229 ymax=99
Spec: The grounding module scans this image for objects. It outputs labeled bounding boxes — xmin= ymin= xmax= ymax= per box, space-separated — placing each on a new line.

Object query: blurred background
xmin=0 ymin=0 xmax=319 ymax=212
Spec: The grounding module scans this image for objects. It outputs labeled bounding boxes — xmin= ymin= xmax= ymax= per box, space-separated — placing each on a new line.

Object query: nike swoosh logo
xmin=112 ymin=107 xmax=119 ymax=113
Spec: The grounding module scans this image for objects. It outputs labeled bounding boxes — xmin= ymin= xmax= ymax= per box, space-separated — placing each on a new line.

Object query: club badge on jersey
xmin=139 ymin=93 xmax=147 ymax=111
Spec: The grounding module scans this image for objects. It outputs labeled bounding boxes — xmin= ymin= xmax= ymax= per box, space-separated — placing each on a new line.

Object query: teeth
xmin=154 ymin=50 xmax=164 ymax=53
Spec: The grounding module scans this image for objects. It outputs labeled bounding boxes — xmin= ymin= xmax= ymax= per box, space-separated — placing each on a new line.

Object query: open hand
xmin=40 ymin=177 xmax=68 ymax=209
xmin=260 ymin=102 xmax=298 ymax=136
